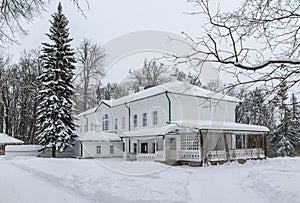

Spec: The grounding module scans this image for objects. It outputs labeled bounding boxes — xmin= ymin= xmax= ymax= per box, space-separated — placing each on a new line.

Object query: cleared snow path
xmin=0 ymin=162 xmax=90 ymax=203
xmin=1 ymin=157 xmax=299 ymax=203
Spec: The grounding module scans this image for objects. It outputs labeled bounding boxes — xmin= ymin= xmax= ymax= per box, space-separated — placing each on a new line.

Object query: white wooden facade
xmin=75 ymin=81 xmax=268 ymax=164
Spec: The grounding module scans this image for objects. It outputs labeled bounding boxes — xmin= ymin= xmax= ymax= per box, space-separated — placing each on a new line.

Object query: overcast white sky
xmin=7 ymin=0 xmax=238 ymax=84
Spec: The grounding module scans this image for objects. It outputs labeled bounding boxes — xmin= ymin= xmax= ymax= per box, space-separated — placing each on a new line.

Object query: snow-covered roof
xmin=120 ymin=120 xmax=268 ymax=138
xmin=78 ymin=131 xmax=121 ymax=142
xmin=174 ymin=120 xmax=269 ymax=133
xmin=76 ymin=107 xmax=97 ymax=117
xmin=120 ymin=124 xmax=179 ymax=138
xmin=0 ymin=133 xmax=24 ymax=144
xmin=101 ymin=81 xmax=241 ymax=107
xmin=5 ymin=145 xmax=41 ymax=152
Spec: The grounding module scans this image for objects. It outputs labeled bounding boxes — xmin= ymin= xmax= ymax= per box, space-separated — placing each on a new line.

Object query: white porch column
xmin=245 ymin=134 xmax=248 ymax=159
xmin=163 ymin=137 xmax=167 ymax=161
xmin=176 ymin=134 xmax=180 ymax=160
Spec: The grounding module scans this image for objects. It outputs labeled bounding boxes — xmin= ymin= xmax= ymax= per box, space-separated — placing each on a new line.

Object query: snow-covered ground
xmin=0 ymin=156 xmax=299 ymax=203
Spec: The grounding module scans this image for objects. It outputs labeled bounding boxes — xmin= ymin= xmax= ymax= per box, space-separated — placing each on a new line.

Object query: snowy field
xmin=0 ymin=156 xmax=299 ymax=203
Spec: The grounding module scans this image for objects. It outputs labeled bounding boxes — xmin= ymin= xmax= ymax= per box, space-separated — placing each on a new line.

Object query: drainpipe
xmin=83 ymin=114 xmax=88 ymax=132
xmin=165 ymin=91 xmax=171 ymax=122
xmin=80 ymin=142 xmax=83 ymax=158
xmin=124 ymin=103 xmax=131 ymax=154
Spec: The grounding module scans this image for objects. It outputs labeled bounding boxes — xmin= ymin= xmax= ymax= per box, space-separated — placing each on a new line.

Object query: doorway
xmin=141 ymin=143 xmax=148 ymax=153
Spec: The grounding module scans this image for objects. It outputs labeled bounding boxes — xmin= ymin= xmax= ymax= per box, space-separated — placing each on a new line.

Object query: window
xmin=114 ymin=118 xmax=118 ymax=130
xmin=122 ymin=117 xmax=125 ymax=129
xmin=91 ymin=123 xmax=94 ymax=131
xmin=170 ymin=138 xmax=176 ymax=150
xmin=96 ymin=146 xmax=101 ymax=154
xmin=110 ymin=146 xmax=114 ymax=154
xmin=152 ymin=111 xmax=158 ymax=125
xmin=102 ymin=114 xmax=109 ymax=131
xmin=142 ymin=113 xmax=147 ymax=127
xmin=84 ymin=124 xmax=88 ymax=132
xmin=133 ymin=114 xmax=138 ymax=128
xmin=180 ymin=134 xmax=199 ymax=150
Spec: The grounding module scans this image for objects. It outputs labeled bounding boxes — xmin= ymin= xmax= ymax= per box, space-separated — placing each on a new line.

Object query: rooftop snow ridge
xmin=101 ymin=81 xmax=241 ymax=107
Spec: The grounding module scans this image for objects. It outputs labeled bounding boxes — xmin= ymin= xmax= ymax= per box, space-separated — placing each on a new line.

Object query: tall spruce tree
xmin=290 ymin=93 xmax=300 ymax=147
xmin=271 ymin=82 xmax=296 ymax=157
xmin=36 ymin=2 xmax=77 ymax=157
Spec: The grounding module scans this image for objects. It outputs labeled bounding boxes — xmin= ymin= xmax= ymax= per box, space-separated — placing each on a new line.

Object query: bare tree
xmin=0 ymin=0 xmax=88 ymax=46
xmin=75 ymin=39 xmax=106 ymax=112
xmin=0 ymin=50 xmax=41 ymax=143
xmin=174 ymin=0 xmax=300 ymax=93
xmin=129 ymin=59 xmax=170 ymax=91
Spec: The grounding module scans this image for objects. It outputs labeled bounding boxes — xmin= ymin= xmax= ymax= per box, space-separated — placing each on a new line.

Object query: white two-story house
xmin=75 ymin=81 xmax=268 ymax=165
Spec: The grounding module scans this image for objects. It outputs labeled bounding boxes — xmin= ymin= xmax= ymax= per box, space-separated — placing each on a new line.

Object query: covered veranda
xmin=120 ymin=120 xmax=269 ymax=165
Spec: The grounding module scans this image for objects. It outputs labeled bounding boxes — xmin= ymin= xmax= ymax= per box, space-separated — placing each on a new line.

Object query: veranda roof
xmin=174 ymin=120 xmax=269 ymax=133
xmin=120 ymin=124 xmax=179 ymax=138
xmin=119 ymin=120 xmax=268 ymax=138
xmin=0 ymin=133 xmax=24 ymax=144
xmin=78 ymin=131 xmax=121 ymax=142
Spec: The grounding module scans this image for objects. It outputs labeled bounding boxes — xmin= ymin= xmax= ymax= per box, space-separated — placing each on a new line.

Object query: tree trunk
xmin=52 ymin=146 xmax=56 ymax=158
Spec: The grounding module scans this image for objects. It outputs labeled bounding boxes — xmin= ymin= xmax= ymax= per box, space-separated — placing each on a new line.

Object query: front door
xmin=141 ymin=143 xmax=148 ymax=153
xmin=133 ymin=143 xmax=137 ymax=154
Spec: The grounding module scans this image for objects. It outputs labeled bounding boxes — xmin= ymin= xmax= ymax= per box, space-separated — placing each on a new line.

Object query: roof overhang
xmin=78 ymin=131 xmax=121 ymax=142
xmin=0 ymin=133 xmax=24 ymax=144
xmin=173 ymin=120 xmax=269 ymax=134
xmin=120 ymin=124 xmax=179 ymax=138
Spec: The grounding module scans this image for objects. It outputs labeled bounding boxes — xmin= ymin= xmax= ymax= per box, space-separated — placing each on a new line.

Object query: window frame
xmin=152 ymin=111 xmax=158 ymax=125
xmin=110 ymin=145 xmax=114 ymax=154
xmin=96 ymin=146 xmax=101 ymax=154
xmin=133 ymin=114 xmax=138 ymax=128
xmin=114 ymin=118 xmax=118 ymax=130
xmin=142 ymin=113 xmax=147 ymax=127
xmin=122 ymin=117 xmax=125 ymax=129
xmin=102 ymin=114 xmax=109 ymax=131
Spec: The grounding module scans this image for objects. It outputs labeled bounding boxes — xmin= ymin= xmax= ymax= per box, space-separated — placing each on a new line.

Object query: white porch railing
xmin=178 ymin=150 xmax=201 ymax=161
xmin=231 ymin=149 xmax=246 ymax=159
xmin=155 ymin=151 xmax=165 ymax=161
xmin=209 ymin=150 xmax=227 ymax=161
xmin=136 ymin=151 xmax=166 ymax=161
xmin=209 ymin=148 xmax=265 ymax=161
xmin=136 ymin=153 xmax=155 ymax=161
xmin=133 ymin=148 xmax=265 ymax=162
